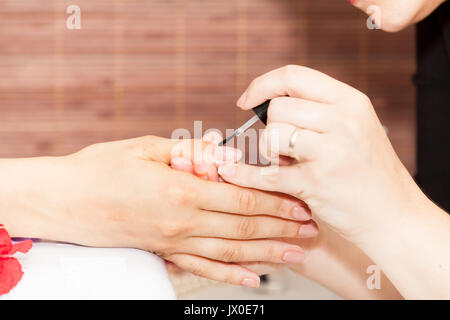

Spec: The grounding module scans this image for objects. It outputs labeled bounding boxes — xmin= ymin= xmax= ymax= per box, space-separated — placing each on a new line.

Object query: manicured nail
xmin=237 ymin=90 xmax=248 ymax=108
xmin=298 ymin=223 xmax=319 ymax=238
xmin=279 ymin=200 xmax=310 ymax=221
xmin=290 ymin=205 xmax=311 ymax=221
xmin=241 ymin=277 xmax=260 ymax=288
xmin=282 ymin=249 xmax=304 ymax=263
xmin=218 ymin=164 xmax=237 ymax=177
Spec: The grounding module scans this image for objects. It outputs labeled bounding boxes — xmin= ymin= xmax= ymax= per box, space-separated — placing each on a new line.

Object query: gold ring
xmin=288 ymin=128 xmax=300 ymax=158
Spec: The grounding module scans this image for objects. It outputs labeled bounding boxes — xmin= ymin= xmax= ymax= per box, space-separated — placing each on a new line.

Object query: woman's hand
xmin=0 ymin=135 xmax=318 ymax=288
xmin=171 ymin=132 xmax=314 ymax=276
xmin=216 ymin=65 xmax=450 ymax=298
xmin=171 ymin=135 xmax=402 ymax=298
xmin=217 ymin=65 xmax=422 ymax=245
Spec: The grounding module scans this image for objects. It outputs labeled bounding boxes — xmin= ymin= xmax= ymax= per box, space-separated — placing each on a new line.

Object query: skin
xmin=0 ymin=135 xmax=320 ymax=288
xmin=349 ymin=0 xmax=446 ymax=32
xmin=174 ymin=132 xmax=402 ymax=299
xmin=215 ymin=65 xmax=449 ymax=299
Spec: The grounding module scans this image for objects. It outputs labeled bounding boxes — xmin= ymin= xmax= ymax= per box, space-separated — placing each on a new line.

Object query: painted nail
xmin=241 ymin=277 xmax=260 ymax=288
xmin=290 ymin=205 xmax=311 ymax=221
xmin=237 ymin=90 xmax=248 ymax=108
xmin=218 ymin=164 xmax=237 ymax=177
xmin=298 ymin=223 xmax=319 ymax=238
xmin=282 ymin=249 xmax=304 ymax=263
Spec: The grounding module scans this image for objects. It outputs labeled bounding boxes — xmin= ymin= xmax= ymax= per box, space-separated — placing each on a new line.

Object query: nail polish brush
xmin=219 ymin=100 xmax=270 ymax=146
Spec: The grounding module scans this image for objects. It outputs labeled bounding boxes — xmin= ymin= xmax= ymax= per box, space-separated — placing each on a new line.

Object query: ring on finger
xmin=288 ymin=128 xmax=301 ymax=158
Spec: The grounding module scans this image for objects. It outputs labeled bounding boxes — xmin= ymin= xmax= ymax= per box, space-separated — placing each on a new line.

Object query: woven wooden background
xmin=0 ymin=0 xmax=416 ymax=171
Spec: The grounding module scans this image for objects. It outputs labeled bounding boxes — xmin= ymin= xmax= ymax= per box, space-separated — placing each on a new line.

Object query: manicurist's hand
xmin=219 ymin=65 xmax=416 ymax=243
xmin=217 ymin=65 xmax=450 ymax=298
xmin=0 ymin=135 xmax=317 ymax=288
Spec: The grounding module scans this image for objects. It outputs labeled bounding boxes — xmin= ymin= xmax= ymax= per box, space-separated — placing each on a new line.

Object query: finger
xmin=170 ymin=157 xmax=194 ymax=174
xmin=268 ymin=96 xmax=333 ymax=133
xmin=260 ymin=122 xmax=324 ymax=161
xmin=218 ymin=163 xmax=306 ymax=198
xmin=240 ymin=262 xmax=281 ymax=276
xmin=237 ymin=65 xmax=355 ymax=109
xmin=193 ymin=163 xmax=219 ymax=181
xmin=172 ymin=139 xmax=242 ymax=165
xmin=179 ymin=238 xmax=305 ymax=264
xmin=139 ymin=136 xmax=241 ymax=165
xmin=166 ymin=254 xmax=261 ymax=288
xmin=194 ymin=179 xmax=311 ymax=221
xmin=195 ymin=212 xmax=318 ymax=239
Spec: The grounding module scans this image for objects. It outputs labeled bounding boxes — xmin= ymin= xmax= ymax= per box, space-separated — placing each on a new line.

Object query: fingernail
xmin=237 ymin=90 xmax=248 ymax=108
xmin=282 ymin=249 xmax=304 ymax=263
xmin=214 ymin=147 xmax=242 ymax=164
xmin=279 ymin=200 xmax=310 ymax=221
xmin=290 ymin=205 xmax=311 ymax=221
xmin=241 ymin=277 xmax=260 ymax=288
xmin=218 ymin=164 xmax=237 ymax=177
xmin=298 ymin=223 xmax=319 ymax=238
xmin=194 ymin=164 xmax=208 ymax=175
xmin=171 ymin=157 xmax=192 ymax=167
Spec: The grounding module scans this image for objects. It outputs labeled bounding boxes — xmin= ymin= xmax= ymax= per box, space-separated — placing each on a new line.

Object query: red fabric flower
xmin=0 ymin=225 xmax=33 ymax=295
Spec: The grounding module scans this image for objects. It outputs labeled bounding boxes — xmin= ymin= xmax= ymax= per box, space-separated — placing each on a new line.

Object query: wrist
xmin=0 ymin=156 xmax=69 ymax=240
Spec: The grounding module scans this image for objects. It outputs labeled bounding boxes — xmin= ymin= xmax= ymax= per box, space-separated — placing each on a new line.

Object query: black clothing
xmin=414 ymin=1 xmax=450 ymax=211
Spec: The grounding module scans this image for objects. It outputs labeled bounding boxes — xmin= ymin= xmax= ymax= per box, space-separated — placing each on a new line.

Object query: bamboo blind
xmin=0 ymin=0 xmax=416 ymax=171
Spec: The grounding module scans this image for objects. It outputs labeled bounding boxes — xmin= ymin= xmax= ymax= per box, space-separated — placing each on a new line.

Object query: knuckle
xmin=237 ymin=217 xmax=258 ymax=238
xmin=221 ymin=246 xmax=239 ymax=262
xmin=283 ymin=221 xmax=301 ymax=237
xmin=351 ymin=92 xmax=372 ymax=113
xmin=262 ymin=171 xmax=280 ymax=186
xmin=237 ymin=190 xmax=257 ymax=212
xmin=165 ymin=184 xmax=196 ymax=207
xmin=189 ymin=264 xmax=208 ymax=279
xmin=159 ymin=220 xmax=187 ymax=238
xmin=266 ymin=245 xmax=276 ymax=260
xmin=281 ymin=64 xmax=301 ymax=81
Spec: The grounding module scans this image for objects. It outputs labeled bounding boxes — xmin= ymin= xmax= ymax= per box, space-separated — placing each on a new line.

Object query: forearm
xmin=289 ymin=228 xmax=402 ymax=299
xmin=359 ymin=191 xmax=450 ymax=299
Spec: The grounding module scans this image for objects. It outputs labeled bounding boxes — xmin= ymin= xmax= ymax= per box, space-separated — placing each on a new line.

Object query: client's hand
xmin=171 ymin=132 xmax=318 ymax=276
xmin=2 ymin=135 xmax=316 ymax=288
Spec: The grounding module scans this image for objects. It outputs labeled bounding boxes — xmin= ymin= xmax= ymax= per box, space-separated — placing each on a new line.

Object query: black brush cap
xmin=252 ymin=100 xmax=270 ymax=125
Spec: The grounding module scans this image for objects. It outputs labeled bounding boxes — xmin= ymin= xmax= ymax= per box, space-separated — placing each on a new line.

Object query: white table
xmin=1 ymin=242 xmax=176 ymax=300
